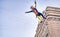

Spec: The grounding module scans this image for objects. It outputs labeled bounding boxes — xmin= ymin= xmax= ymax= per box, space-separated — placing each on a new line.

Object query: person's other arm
xmin=33 ymin=0 xmax=36 ymax=8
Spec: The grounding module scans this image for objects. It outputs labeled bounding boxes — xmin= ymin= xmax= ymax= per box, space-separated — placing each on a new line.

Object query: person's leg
xmin=38 ymin=12 xmax=46 ymax=19
xmin=36 ymin=16 xmax=42 ymax=22
xmin=41 ymin=14 xmax=46 ymax=19
xmin=36 ymin=16 xmax=40 ymax=20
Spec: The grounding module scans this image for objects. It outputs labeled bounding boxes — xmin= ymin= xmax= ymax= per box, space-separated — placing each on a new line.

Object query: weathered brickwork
xmin=35 ymin=6 xmax=60 ymax=37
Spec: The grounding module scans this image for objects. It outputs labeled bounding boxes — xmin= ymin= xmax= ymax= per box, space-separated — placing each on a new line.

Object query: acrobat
xmin=25 ymin=0 xmax=46 ymax=20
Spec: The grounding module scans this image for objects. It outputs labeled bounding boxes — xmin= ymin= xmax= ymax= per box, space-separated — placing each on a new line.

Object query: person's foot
xmin=44 ymin=17 xmax=46 ymax=19
xmin=43 ymin=17 xmax=46 ymax=19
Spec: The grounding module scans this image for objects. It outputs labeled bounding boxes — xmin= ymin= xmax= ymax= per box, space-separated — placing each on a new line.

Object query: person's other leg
xmin=36 ymin=16 xmax=42 ymax=22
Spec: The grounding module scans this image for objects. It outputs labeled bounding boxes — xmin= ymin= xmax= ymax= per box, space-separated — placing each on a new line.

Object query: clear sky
xmin=0 ymin=0 xmax=60 ymax=37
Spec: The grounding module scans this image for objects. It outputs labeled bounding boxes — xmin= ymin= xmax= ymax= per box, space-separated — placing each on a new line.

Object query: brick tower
xmin=35 ymin=6 xmax=60 ymax=37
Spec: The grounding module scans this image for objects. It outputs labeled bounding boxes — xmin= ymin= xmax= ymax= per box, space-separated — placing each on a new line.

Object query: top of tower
xmin=46 ymin=6 xmax=60 ymax=12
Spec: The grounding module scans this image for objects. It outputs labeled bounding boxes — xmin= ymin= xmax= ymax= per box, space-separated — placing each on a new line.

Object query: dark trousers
xmin=36 ymin=12 xmax=46 ymax=19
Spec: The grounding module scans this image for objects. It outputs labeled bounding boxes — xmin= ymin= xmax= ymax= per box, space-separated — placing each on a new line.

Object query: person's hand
xmin=25 ymin=12 xmax=29 ymax=13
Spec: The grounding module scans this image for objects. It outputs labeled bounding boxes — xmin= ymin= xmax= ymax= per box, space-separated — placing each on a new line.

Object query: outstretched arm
xmin=25 ymin=11 xmax=33 ymax=13
xmin=33 ymin=0 xmax=36 ymax=8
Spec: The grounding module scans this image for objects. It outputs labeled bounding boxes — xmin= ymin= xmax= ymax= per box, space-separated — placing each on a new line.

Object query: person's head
xmin=30 ymin=6 xmax=35 ymax=9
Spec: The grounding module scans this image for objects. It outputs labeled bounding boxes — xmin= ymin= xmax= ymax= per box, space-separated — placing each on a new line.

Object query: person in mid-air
xmin=25 ymin=0 xmax=46 ymax=20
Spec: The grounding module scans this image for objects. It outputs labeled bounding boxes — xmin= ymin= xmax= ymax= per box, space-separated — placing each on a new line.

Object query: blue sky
xmin=0 ymin=0 xmax=60 ymax=37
